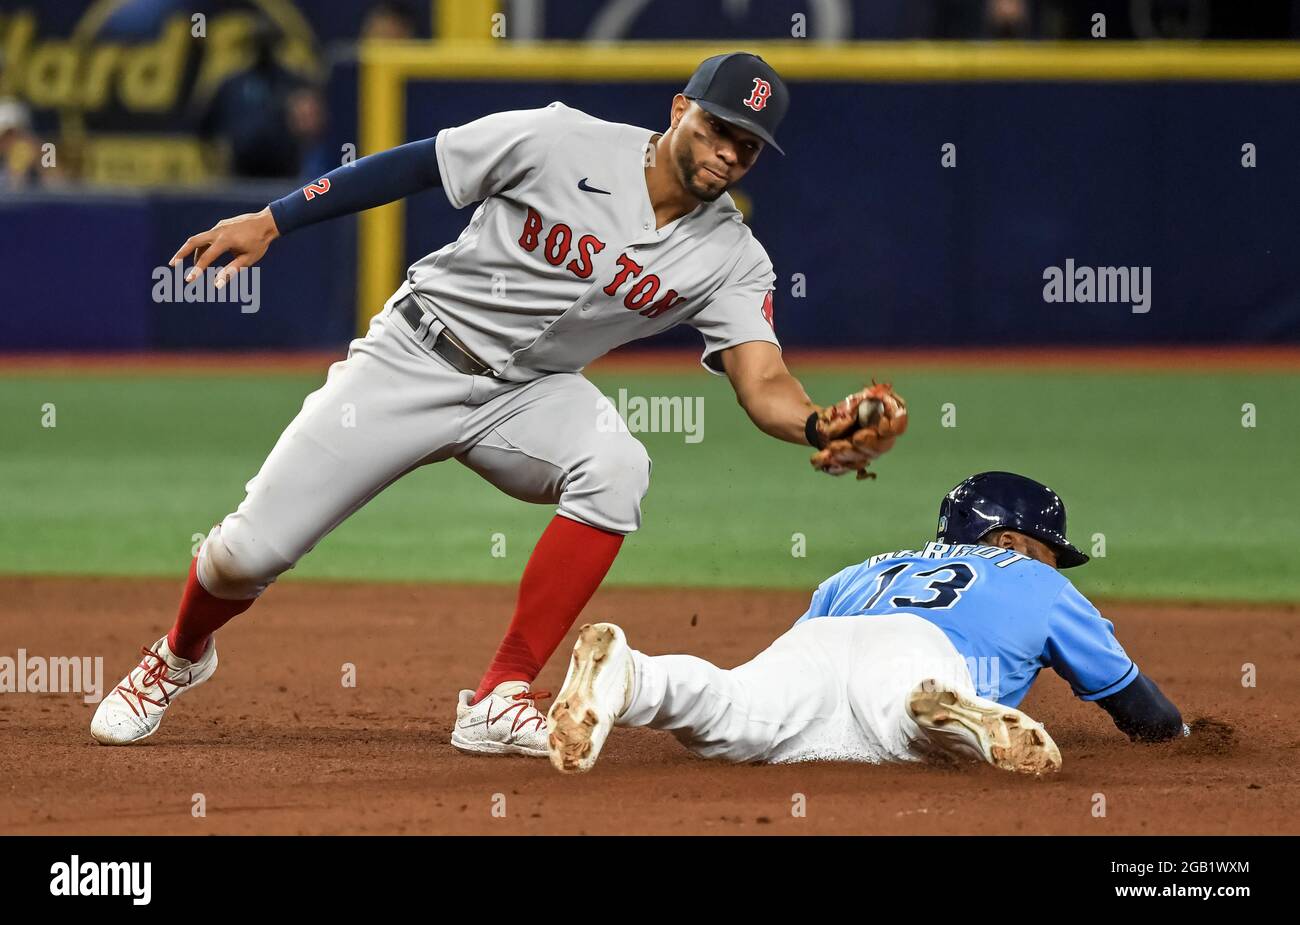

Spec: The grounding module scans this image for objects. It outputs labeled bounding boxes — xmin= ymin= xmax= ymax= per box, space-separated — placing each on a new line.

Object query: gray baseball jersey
xmin=398 ymin=102 xmax=780 ymax=382
xmin=192 ymin=102 xmax=783 ymax=609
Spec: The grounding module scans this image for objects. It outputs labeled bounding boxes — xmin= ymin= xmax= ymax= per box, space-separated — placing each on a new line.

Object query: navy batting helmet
xmin=936 ymin=472 xmax=1089 ymax=569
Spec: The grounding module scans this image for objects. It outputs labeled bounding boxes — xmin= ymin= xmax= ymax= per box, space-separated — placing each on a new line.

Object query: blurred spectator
xmin=927 ymin=0 xmax=1063 ymax=39
xmin=198 ymin=16 xmax=327 ymax=179
xmin=362 ymin=1 xmax=418 ymax=40
xmin=1131 ymin=0 xmax=1211 ymax=39
xmin=928 ymin=0 xmax=1297 ymax=40
xmin=986 ymin=0 xmax=1033 ymax=38
xmin=0 ymin=98 xmax=64 ymax=189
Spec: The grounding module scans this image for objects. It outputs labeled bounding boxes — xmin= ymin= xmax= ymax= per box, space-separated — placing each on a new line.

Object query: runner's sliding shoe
xmin=908 ymin=680 xmax=1062 ymax=775
xmin=547 ymin=623 xmax=634 ymax=773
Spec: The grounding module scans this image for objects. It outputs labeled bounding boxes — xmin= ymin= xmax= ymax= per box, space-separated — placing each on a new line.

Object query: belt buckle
xmin=399 ymin=294 xmax=493 ymax=377
xmin=401 ymin=295 xmax=446 ymax=351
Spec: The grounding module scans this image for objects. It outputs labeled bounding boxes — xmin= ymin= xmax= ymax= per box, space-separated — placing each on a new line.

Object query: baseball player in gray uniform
xmin=91 ymin=53 xmax=906 ymax=757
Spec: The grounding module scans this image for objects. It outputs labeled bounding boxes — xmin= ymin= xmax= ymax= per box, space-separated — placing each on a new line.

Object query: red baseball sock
xmin=166 ymin=557 xmax=256 ymax=661
xmin=472 ymin=515 xmax=624 ymax=703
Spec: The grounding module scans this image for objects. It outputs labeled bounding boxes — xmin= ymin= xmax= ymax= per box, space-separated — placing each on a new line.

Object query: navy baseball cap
xmin=683 ymin=52 xmax=788 ymax=154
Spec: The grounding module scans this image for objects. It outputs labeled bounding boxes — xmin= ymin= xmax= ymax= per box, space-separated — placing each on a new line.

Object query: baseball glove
xmin=809 ymin=382 xmax=908 ymax=480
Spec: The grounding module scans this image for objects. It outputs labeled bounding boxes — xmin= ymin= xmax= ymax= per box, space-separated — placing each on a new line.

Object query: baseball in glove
xmin=807 ymin=382 xmax=908 ymax=480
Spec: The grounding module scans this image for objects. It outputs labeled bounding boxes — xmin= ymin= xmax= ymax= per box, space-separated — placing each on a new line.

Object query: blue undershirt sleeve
xmin=268 ymin=136 xmax=441 ymax=235
xmin=1095 ymin=672 xmax=1185 ymax=742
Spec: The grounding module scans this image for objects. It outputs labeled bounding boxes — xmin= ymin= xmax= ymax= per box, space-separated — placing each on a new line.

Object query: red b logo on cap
xmin=743 ymin=78 xmax=772 ymax=112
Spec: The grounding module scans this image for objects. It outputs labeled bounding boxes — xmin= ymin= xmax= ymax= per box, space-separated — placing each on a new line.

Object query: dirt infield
xmin=1 ymin=576 xmax=1296 ymax=835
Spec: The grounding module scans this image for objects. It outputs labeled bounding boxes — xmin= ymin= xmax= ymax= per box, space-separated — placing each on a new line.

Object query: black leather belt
xmin=395 ymin=294 xmax=495 ymax=377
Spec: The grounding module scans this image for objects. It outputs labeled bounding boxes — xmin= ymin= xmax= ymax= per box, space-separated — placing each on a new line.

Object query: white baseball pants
xmin=196 ymin=298 xmax=651 ymax=600
xmin=620 ymin=613 xmax=978 ymax=764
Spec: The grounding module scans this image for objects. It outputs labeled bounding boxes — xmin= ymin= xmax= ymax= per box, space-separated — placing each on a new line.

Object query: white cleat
xmin=90 ymin=636 xmax=218 ymax=745
xmin=451 ymin=683 xmax=550 ymax=757
xmin=908 ymin=680 xmax=1062 ymax=775
xmin=547 ymin=622 xmax=634 ymax=774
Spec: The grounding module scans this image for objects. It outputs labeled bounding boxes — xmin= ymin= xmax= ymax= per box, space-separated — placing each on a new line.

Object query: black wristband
xmin=805 ymin=411 xmax=822 ymax=449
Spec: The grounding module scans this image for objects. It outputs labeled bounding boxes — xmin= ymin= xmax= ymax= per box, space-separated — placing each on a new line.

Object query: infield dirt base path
xmin=1 ymin=577 xmax=1296 ymax=835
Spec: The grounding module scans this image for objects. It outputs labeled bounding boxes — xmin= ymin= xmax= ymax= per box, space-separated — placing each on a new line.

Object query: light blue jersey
xmin=795 ymin=542 xmax=1137 ymax=708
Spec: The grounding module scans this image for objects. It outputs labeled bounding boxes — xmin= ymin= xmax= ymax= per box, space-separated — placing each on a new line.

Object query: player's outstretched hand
xmin=809 ymin=382 xmax=908 ymax=480
xmin=169 ymin=207 xmax=281 ymax=290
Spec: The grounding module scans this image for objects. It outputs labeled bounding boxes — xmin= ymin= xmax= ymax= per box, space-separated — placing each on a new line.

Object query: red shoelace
xmin=488 ymin=689 xmax=552 ymax=734
xmin=113 ymin=647 xmax=192 ymax=718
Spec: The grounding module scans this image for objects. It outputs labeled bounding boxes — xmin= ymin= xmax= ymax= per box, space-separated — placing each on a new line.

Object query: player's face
xmin=670 ymin=100 xmax=764 ymax=202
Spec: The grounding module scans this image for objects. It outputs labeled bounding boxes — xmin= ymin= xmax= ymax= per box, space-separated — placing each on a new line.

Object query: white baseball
xmin=859 ymin=398 xmax=883 ymax=427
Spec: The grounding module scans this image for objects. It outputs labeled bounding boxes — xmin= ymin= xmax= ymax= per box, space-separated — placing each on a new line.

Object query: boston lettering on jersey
xmin=517 ymin=207 xmax=690 ymax=319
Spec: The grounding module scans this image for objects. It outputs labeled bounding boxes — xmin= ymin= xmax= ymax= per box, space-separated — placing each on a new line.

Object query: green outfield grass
xmin=1 ymin=364 xmax=1296 ymax=602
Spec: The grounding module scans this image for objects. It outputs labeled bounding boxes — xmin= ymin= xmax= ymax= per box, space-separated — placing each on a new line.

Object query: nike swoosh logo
xmin=577 ymin=177 xmax=611 ymax=195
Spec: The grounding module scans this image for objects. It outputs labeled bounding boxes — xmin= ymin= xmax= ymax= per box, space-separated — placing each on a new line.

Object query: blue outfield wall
xmin=403 ymin=79 xmax=1300 ymax=348
xmin=2 ymin=79 xmax=1297 ymax=351
xmin=0 ymin=189 xmax=356 ymax=351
